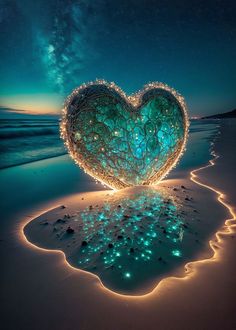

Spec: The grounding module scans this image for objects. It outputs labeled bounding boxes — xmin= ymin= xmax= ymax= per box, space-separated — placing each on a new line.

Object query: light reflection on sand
xmin=20 ymin=136 xmax=236 ymax=298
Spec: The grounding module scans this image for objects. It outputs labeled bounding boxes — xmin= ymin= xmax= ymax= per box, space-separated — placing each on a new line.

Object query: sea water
xmin=0 ymin=118 xmax=65 ymax=169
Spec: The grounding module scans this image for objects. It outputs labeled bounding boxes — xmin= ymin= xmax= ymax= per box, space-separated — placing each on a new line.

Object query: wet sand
xmin=24 ymin=178 xmax=226 ymax=295
xmin=1 ymin=119 xmax=236 ymax=329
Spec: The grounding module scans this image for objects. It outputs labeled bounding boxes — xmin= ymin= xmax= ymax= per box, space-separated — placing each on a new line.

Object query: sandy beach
xmin=1 ymin=119 xmax=236 ymax=329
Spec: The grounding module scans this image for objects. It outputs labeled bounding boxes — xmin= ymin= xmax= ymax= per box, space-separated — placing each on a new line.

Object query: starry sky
xmin=0 ymin=0 xmax=236 ymax=117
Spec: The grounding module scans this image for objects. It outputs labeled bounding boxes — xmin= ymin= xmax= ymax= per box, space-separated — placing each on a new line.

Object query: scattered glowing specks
xmin=60 ymin=80 xmax=189 ymax=189
xmin=124 ymin=272 xmax=131 ymax=278
xmin=172 ymin=249 xmax=182 ymax=257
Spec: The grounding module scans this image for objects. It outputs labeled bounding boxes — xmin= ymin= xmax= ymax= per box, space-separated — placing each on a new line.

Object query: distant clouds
xmin=0 ymin=106 xmax=59 ymax=119
xmin=0 ymin=106 xmax=26 ymax=113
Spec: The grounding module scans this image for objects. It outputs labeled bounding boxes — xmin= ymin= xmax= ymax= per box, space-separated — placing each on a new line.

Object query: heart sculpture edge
xmin=60 ymin=80 xmax=189 ymax=190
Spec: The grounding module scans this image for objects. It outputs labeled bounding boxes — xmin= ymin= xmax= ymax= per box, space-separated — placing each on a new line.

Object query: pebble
xmin=66 ymin=226 xmax=74 ymax=234
xmin=56 ymin=218 xmax=66 ymax=223
xmin=41 ymin=221 xmax=48 ymax=226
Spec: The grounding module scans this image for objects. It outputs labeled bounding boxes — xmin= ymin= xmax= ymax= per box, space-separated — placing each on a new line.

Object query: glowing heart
xmin=61 ymin=80 xmax=189 ymax=189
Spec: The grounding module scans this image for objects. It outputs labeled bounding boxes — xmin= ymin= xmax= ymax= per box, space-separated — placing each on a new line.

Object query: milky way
xmin=1 ymin=0 xmax=236 ymax=115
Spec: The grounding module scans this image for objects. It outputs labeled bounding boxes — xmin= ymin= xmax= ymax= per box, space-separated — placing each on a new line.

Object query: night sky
xmin=0 ymin=0 xmax=236 ymax=116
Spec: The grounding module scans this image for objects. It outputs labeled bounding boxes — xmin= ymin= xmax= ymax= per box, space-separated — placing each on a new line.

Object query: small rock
xmin=66 ymin=226 xmax=74 ymax=234
xmin=81 ymin=240 xmax=88 ymax=246
xmin=56 ymin=218 xmax=65 ymax=223
xmin=108 ymin=243 xmax=114 ymax=248
xmin=42 ymin=221 xmax=48 ymax=225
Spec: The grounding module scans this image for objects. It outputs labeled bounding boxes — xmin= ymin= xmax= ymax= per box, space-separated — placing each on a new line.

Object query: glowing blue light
xmin=172 ymin=249 xmax=182 ymax=257
xmin=124 ymin=272 xmax=131 ymax=278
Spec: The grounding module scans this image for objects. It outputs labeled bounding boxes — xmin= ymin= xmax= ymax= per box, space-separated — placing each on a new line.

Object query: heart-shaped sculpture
xmin=60 ymin=80 xmax=189 ymax=189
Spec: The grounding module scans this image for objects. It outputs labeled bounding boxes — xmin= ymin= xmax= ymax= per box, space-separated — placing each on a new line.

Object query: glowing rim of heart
xmin=60 ymin=79 xmax=189 ymax=190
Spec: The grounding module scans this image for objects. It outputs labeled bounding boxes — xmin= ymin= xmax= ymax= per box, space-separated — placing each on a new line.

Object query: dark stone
xmin=117 ymin=235 xmax=123 ymax=240
xmin=66 ymin=226 xmax=74 ymax=234
xmin=81 ymin=240 xmax=88 ymax=246
xmin=56 ymin=218 xmax=65 ymax=223
xmin=40 ymin=221 xmax=49 ymax=226
xmin=130 ymin=248 xmax=134 ymax=253
xmin=108 ymin=243 xmax=114 ymax=248
xmin=61 ymin=205 xmax=66 ymax=209
xmin=181 ymin=185 xmax=186 ymax=189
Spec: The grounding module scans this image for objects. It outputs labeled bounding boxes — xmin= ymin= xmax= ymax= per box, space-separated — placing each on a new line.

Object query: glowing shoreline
xmin=20 ymin=134 xmax=236 ymax=298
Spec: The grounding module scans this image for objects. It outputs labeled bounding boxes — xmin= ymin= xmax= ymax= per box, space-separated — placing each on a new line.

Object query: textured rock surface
xmin=61 ymin=82 xmax=188 ymax=189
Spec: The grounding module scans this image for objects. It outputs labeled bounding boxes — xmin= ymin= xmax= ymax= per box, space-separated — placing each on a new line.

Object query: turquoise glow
xmin=172 ymin=249 xmax=182 ymax=257
xmin=65 ymin=84 xmax=186 ymax=188
xmin=72 ymin=188 xmax=187 ymax=290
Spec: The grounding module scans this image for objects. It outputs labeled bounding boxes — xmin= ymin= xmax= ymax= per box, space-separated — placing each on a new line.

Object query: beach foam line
xmin=19 ymin=127 xmax=236 ymax=299
xmin=0 ymin=151 xmax=67 ymax=170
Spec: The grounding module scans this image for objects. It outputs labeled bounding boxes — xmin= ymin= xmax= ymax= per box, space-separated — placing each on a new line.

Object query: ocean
xmin=0 ymin=117 xmax=217 ymax=170
xmin=0 ymin=118 xmax=66 ymax=169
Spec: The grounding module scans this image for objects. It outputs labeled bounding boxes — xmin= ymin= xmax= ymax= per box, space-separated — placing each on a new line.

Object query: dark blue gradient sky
xmin=0 ymin=0 xmax=236 ymax=116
